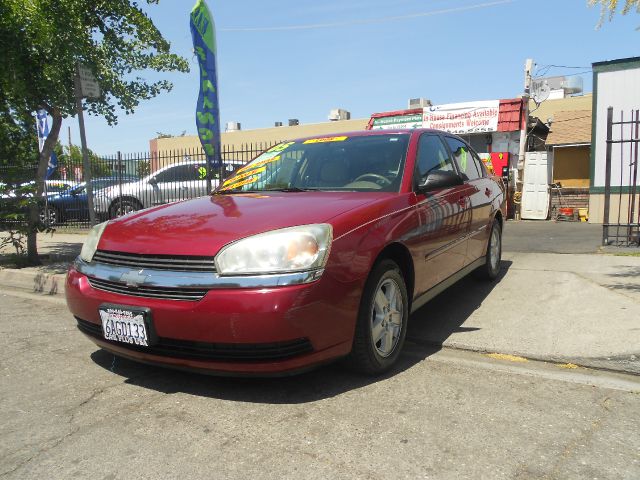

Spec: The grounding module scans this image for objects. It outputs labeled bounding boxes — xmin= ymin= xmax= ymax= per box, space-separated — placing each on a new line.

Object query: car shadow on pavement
xmin=605 ymin=266 xmax=640 ymax=292
xmin=89 ymin=260 xmax=512 ymax=404
xmin=406 ymin=260 xmax=512 ymax=349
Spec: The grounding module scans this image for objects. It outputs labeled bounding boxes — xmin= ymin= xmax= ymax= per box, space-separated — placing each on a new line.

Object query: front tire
xmin=347 ymin=259 xmax=409 ymax=375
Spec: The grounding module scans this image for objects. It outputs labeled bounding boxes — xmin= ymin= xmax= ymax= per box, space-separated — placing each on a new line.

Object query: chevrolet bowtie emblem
xmin=120 ymin=269 xmax=149 ymax=288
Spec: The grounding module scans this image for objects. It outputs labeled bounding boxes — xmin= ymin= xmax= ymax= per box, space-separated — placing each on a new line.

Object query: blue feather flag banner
xmin=46 ymin=151 xmax=58 ymax=180
xmin=190 ymin=0 xmax=222 ymax=169
xmin=36 ymin=109 xmax=49 ymax=152
xmin=37 ymin=109 xmax=58 ymax=179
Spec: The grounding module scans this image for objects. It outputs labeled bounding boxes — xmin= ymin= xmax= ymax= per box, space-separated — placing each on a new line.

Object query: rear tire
xmin=474 ymin=218 xmax=502 ymax=281
xmin=346 ymin=259 xmax=409 ymax=375
xmin=109 ymin=199 xmax=142 ymax=218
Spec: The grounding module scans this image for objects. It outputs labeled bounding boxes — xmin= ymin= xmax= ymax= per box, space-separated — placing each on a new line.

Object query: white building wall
xmin=593 ymin=67 xmax=640 ymax=188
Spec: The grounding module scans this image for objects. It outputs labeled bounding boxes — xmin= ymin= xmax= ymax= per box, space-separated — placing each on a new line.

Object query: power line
xmin=533 ymin=70 xmax=593 ymax=80
xmin=545 ymin=65 xmax=591 ymax=69
xmin=220 ymin=0 xmax=515 ymax=32
xmin=534 ymin=64 xmax=592 ymax=77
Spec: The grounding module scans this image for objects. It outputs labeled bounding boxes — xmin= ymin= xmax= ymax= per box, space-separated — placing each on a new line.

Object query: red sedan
xmin=66 ymin=130 xmax=505 ymax=376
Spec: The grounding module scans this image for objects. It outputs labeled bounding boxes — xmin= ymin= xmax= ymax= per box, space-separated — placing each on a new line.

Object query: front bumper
xmin=66 ymin=263 xmax=360 ymax=375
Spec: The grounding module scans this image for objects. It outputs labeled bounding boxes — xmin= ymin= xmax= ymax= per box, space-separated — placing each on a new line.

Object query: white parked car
xmin=93 ymin=161 xmax=218 ymax=218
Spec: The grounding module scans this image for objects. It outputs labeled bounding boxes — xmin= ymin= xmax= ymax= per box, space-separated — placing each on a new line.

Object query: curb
xmin=0 ymin=268 xmax=67 ymax=297
xmin=407 ymin=340 xmax=640 ymax=377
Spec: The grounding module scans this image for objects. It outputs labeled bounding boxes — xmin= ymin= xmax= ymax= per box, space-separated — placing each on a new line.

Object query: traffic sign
xmin=77 ymin=64 xmax=101 ymax=99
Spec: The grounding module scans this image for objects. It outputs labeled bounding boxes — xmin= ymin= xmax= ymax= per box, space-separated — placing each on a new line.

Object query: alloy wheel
xmin=489 ymin=225 xmax=501 ymax=272
xmin=370 ymin=278 xmax=404 ymax=358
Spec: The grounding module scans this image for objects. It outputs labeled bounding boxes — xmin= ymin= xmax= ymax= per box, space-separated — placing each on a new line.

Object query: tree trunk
xmin=26 ymin=109 xmax=63 ymax=265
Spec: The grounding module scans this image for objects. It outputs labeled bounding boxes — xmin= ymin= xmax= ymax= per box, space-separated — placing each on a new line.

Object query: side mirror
xmin=148 ymin=177 xmax=158 ymax=186
xmin=417 ymin=170 xmax=463 ymax=193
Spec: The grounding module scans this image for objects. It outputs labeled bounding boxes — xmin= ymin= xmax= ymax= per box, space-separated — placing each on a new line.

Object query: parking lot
xmin=1 ymin=221 xmax=640 ymax=479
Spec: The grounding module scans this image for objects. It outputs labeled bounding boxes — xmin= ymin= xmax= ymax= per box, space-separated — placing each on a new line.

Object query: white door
xmin=521 ymin=152 xmax=550 ymax=220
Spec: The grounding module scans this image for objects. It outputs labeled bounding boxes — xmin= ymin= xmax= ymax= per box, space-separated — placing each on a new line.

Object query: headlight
xmin=215 ymin=224 xmax=332 ymax=275
xmin=80 ymin=221 xmax=108 ymax=263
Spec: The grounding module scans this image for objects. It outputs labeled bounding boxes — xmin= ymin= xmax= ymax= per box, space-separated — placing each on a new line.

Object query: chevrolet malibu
xmin=66 ymin=130 xmax=505 ymax=376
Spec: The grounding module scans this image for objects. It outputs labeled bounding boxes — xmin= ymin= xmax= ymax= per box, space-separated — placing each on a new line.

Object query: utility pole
xmin=516 ymin=58 xmax=534 ymax=219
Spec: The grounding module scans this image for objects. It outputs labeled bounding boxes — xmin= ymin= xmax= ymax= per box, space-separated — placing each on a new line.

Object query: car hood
xmin=98 ymin=192 xmax=397 ymax=256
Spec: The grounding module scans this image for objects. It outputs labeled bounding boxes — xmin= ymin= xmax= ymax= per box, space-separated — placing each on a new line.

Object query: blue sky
xmin=66 ymin=0 xmax=639 ymax=154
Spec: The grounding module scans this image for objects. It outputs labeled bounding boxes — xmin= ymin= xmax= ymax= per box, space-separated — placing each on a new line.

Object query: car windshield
xmin=218 ymin=134 xmax=410 ymax=193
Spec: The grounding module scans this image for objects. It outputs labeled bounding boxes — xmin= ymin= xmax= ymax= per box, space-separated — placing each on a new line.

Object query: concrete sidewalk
xmin=407 ymin=251 xmax=640 ymax=374
xmin=1 ymin=228 xmax=639 ymax=374
xmin=0 ymin=232 xmax=85 ymax=296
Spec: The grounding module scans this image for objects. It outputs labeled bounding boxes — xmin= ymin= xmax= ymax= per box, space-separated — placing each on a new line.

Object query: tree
xmin=0 ymin=0 xmax=189 ymax=263
xmin=589 ymin=0 xmax=640 ymax=26
xmin=137 ymin=159 xmax=151 ymax=178
xmin=58 ymin=144 xmax=113 ymax=180
xmin=0 ymin=95 xmax=40 ymax=257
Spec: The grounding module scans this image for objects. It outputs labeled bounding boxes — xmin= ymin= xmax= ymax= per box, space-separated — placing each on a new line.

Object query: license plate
xmin=99 ymin=305 xmax=150 ymax=347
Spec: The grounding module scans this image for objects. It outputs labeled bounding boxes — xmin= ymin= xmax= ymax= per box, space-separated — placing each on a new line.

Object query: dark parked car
xmin=42 ymin=176 xmax=137 ymax=225
xmin=67 ymin=130 xmax=505 ymax=376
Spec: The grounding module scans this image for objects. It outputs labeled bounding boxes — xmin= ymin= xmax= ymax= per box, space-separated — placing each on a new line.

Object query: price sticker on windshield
xmin=267 ymin=141 xmax=295 ymax=153
xmin=303 ymin=136 xmax=348 ymax=144
xmin=223 ymin=167 xmax=266 ymax=186
xmin=220 ymin=176 xmax=260 ymax=191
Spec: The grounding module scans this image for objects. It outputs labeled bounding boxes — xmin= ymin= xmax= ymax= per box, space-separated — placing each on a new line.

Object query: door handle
xmin=485 ymin=188 xmax=491 ymax=197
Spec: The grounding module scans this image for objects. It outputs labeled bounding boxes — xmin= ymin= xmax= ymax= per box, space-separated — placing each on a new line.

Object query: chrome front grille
xmin=88 ymin=277 xmax=207 ymax=301
xmin=93 ymin=250 xmax=216 ymax=272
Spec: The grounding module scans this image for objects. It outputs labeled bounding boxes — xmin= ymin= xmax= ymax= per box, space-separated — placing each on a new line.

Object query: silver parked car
xmin=94 ymin=161 xmax=216 ymax=218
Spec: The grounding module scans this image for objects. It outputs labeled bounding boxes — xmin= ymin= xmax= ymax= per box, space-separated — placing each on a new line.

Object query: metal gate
xmin=603 ymin=107 xmax=640 ymax=247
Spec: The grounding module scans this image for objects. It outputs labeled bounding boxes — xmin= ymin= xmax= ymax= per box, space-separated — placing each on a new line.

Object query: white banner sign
xmin=423 ymin=100 xmax=500 ymax=135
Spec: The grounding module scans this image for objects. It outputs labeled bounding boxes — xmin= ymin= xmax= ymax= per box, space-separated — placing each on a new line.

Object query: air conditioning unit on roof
xmin=225 ymin=121 xmax=241 ymax=132
xmin=328 ymin=109 xmax=351 ymax=121
xmin=408 ymin=98 xmax=432 ymax=109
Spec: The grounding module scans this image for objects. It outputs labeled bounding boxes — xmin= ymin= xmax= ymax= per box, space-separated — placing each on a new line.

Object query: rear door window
xmin=155 ymin=164 xmax=205 ymax=183
xmin=445 ymin=137 xmax=481 ymax=181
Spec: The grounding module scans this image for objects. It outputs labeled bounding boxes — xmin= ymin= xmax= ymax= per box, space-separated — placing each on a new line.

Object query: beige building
xmin=528 ymin=94 xmax=592 ymax=125
xmin=149 ymin=118 xmax=369 ymax=172
xmin=545 ymin=110 xmax=591 ymax=188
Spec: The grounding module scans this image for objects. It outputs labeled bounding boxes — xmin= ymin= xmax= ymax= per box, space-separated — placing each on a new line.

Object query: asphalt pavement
xmin=1 ymin=221 xmax=640 ymax=478
xmin=502 ymin=220 xmax=603 ymax=254
xmin=1 ymin=291 xmax=639 ymax=480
